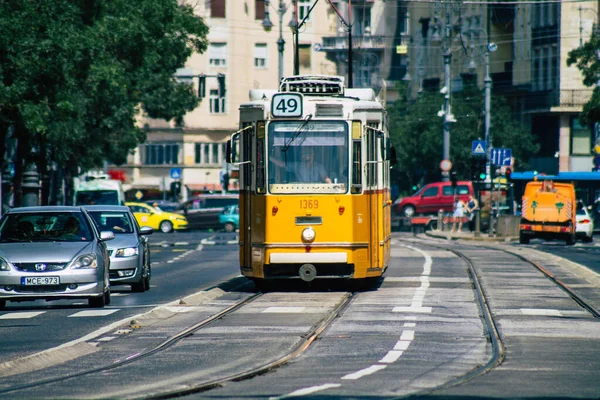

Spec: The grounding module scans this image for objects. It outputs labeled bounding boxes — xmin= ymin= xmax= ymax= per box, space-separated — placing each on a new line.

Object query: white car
xmin=576 ymin=201 xmax=594 ymax=242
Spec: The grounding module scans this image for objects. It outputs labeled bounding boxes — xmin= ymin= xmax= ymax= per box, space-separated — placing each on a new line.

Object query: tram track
xmin=399 ymin=236 xmax=600 ymax=397
xmin=1 ymin=290 xmax=355 ymax=399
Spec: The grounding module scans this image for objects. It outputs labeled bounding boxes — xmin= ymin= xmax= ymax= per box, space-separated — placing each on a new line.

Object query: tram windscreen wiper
xmin=281 ymin=115 xmax=312 ymax=153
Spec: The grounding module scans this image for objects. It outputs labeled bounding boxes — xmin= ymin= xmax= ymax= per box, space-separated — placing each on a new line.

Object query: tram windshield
xmin=268 ymin=121 xmax=349 ymax=194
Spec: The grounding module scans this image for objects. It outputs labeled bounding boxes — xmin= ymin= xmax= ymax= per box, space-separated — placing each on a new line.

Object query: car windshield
xmin=87 ymin=211 xmax=134 ymax=234
xmin=76 ymin=190 xmax=119 ymax=205
xmin=0 ymin=212 xmax=93 ymax=243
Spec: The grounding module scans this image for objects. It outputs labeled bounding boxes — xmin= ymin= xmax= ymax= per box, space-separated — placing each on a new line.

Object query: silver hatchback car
xmin=84 ymin=205 xmax=153 ymax=292
xmin=0 ymin=206 xmax=114 ymax=309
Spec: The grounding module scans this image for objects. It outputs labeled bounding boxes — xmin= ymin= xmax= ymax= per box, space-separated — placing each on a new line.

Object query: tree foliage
xmin=0 ymin=0 xmax=208 ymax=205
xmin=388 ymin=80 xmax=539 ymax=195
xmin=567 ymin=32 xmax=600 ymax=125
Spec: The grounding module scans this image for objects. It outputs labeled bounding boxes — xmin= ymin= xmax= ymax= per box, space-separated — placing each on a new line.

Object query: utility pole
xmin=484 ymin=49 xmax=494 ymax=236
xmin=442 ymin=50 xmax=451 ymax=182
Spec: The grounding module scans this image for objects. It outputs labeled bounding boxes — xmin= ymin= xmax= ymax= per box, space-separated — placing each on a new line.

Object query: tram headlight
xmin=301 ymin=227 xmax=316 ymax=243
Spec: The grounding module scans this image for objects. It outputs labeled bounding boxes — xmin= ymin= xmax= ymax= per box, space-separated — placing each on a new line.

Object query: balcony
xmin=524 ymin=89 xmax=593 ymax=111
xmin=321 ymin=34 xmax=392 ymax=53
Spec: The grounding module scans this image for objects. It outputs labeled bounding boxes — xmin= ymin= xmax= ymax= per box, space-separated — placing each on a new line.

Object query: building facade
xmin=399 ymin=0 xmax=598 ymax=175
xmin=113 ymin=0 xmax=337 ymax=200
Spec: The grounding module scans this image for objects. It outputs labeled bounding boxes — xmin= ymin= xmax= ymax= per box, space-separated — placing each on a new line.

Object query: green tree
xmin=0 ymin=0 xmax=208 ymax=205
xmin=566 ymin=32 xmax=600 ymax=125
xmin=388 ymin=80 xmax=538 ymax=195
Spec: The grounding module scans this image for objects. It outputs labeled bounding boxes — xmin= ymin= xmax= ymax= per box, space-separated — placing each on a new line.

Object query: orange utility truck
xmin=519 ymin=180 xmax=576 ymax=245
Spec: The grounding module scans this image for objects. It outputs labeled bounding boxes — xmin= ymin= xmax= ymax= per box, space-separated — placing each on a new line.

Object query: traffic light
xmin=221 ymin=172 xmax=230 ymax=192
xmin=450 ymin=171 xmax=457 ymax=188
xmin=217 ymin=73 xmax=226 ymax=96
xmin=170 ymin=181 xmax=181 ymax=201
xmin=471 ymin=157 xmax=486 ymax=181
xmin=505 ymin=167 xmax=512 ymax=181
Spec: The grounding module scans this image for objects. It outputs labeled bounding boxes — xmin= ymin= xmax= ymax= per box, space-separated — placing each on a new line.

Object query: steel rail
xmin=141 ymin=292 xmax=355 ymax=400
xmin=0 ymin=292 xmax=263 ymax=395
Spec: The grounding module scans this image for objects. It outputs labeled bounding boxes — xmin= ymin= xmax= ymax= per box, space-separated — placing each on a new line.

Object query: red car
xmin=394 ymin=181 xmax=474 ymax=217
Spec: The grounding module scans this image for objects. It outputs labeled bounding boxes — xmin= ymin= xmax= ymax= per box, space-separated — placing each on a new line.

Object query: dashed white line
xmin=68 ymin=310 xmax=119 ymax=317
xmin=341 ymin=365 xmax=387 ymax=380
xmin=0 ymin=311 xmax=45 ymax=319
xmin=268 ymin=383 xmax=341 ymax=400
xmin=520 ymin=308 xmax=562 ymax=316
xmin=263 ymin=307 xmax=306 ymax=313
xmin=379 ymin=350 xmax=403 ymax=363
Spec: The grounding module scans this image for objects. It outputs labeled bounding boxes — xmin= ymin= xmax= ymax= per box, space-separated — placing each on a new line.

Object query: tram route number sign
xmin=272 ymin=93 xmax=303 ymax=118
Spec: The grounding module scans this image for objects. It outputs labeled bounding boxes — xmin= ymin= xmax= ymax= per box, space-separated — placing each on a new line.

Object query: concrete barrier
xmin=496 ymin=215 xmax=521 ymax=237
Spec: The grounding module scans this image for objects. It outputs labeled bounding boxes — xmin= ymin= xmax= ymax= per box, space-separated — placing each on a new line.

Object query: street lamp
xmin=263 ymin=0 xmax=288 ymax=83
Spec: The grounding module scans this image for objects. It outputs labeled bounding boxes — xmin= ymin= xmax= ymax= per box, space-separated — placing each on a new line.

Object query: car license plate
xmin=21 ymin=277 xmax=60 ymax=285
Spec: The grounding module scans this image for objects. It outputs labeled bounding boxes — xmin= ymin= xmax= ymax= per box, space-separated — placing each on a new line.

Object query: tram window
xmin=351 ymin=140 xmax=362 ymax=194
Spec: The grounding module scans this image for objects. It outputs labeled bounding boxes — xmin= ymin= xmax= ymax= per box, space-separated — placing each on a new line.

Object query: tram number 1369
xmin=272 ymin=93 xmax=303 ymax=117
xmin=300 ymin=199 xmax=319 ymax=209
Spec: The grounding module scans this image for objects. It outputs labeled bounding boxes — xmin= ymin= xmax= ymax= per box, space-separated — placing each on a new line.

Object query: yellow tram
xmin=227 ymin=75 xmax=394 ymax=287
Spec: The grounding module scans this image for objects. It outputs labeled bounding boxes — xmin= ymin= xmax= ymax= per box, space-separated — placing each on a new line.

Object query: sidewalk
xmin=425 ymin=227 xmax=518 ymax=242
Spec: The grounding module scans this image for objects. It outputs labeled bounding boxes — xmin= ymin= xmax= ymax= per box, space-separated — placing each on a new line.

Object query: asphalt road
xmin=0 ymin=229 xmax=240 ymax=363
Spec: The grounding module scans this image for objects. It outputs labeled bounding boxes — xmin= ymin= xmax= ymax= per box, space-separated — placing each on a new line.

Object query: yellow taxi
xmin=126 ymin=202 xmax=188 ymax=233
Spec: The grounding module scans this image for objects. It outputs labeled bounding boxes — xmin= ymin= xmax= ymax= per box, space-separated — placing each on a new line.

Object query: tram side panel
xmin=238 ymin=194 xmax=380 ymax=280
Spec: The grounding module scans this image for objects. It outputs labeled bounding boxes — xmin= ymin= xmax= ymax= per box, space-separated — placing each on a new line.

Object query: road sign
xmin=170 ymin=168 xmax=181 ymax=180
xmin=472 ymin=140 xmax=486 ymax=156
xmin=491 ymin=148 xmax=512 ymax=166
xmin=440 ymin=159 xmax=452 ymax=172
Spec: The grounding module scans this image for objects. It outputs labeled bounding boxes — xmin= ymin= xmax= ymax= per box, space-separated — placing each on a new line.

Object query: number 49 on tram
xmin=226 ymin=75 xmax=396 ymax=289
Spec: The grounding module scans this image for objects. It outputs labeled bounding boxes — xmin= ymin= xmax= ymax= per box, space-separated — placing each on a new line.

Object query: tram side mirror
xmin=226 ymin=132 xmax=240 ymax=164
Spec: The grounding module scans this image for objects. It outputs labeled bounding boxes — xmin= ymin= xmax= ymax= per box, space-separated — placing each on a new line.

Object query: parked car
xmin=394 ymin=181 xmax=475 ymax=217
xmin=576 ymin=201 xmax=594 ymax=242
xmin=174 ymin=194 xmax=238 ymax=230
xmin=219 ymin=204 xmax=239 ymax=232
xmin=143 ymin=200 xmax=180 ymax=212
xmin=84 ymin=205 xmax=153 ymax=292
xmin=126 ymin=202 xmax=188 ymax=233
xmin=0 ymin=206 xmax=114 ymax=309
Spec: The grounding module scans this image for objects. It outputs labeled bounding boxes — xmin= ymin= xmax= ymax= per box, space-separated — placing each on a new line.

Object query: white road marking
xmin=394 ymin=340 xmax=411 ymax=351
xmin=263 ymin=307 xmax=306 ymax=313
xmin=269 ymin=383 xmax=341 ymax=399
xmin=520 ymin=308 xmax=562 ymax=316
xmin=400 ymin=330 xmax=415 ymax=341
xmin=68 ymin=310 xmax=119 ymax=317
xmin=379 ymin=350 xmax=403 ymax=363
xmin=0 ymin=311 xmax=45 ymax=319
xmin=392 ymin=306 xmax=432 ymax=313
xmin=96 ymin=336 xmax=117 ymax=342
xmin=110 ymin=293 xmax=129 ymax=297
xmin=404 ymin=322 xmax=416 ymax=328
xmin=341 ymin=365 xmax=387 ymax=380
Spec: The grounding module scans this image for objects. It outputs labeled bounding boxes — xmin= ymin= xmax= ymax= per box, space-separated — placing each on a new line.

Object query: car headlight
xmin=70 ymin=253 xmax=98 ymax=269
xmin=115 ymin=247 xmax=139 ymax=257
xmin=0 ymin=257 xmax=12 ymax=271
xmin=176 ymin=217 xmax=186 ymax=222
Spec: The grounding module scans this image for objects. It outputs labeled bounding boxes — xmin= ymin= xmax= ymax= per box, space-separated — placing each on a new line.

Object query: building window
xmin=195 ymin=143 xmax=226 ymax=164
xmin=210 ymin=89 xmax=225 ymax=114
xmin=299 ymin=44 xmax=311 ymax=74
xmin=354 ymin=6 xmax=371 ymax=35
xmin=143 ymin=143 xmax=180 ymax=165
xmin=298 ymin=0 xmax=312 ymax=22
xmin=572 ymin=118 xmax=592 ymax=155
xmin=209 ymin=43 xmax=227 ymax=67
xmin=254 ymin=43 xmax=267 ymax=68
xmin=255 ymin=0 xmax=265 ymax=20
xmin=211 ymin=0 xmax=226 ymax=18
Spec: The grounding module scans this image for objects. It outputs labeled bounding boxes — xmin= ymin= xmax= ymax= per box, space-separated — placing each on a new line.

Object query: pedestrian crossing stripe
xmin=473 ymin=143 xmax=485 ymax=154
xmin=0 ymin=309 xmax=120 ymax=319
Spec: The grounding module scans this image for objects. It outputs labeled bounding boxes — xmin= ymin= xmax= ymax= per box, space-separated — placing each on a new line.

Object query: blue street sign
xmin=170 ymin=168 xmax=181 ymax=180
xmin=491 ymin=148 xmax=512 ymax=166
xmin=472 ymin=140 xmax=486 ymax=156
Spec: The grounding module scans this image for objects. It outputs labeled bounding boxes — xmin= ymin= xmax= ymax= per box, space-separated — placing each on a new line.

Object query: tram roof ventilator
xmin=248 ymin=75 xmax=377 ymax=102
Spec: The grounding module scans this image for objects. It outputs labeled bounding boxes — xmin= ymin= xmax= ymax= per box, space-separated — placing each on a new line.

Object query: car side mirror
xmin=139 ymin=226 xmax=153 ymax=235
xmin=100 ymin=231 xmax=115 ymax=241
